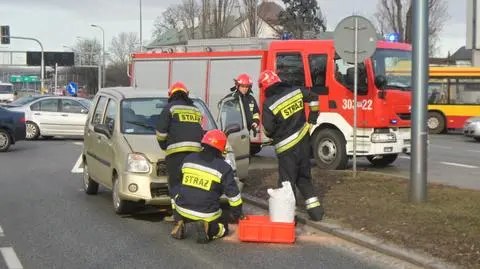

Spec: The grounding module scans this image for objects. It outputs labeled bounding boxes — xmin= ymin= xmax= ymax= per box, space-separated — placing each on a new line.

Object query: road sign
xmin=67 ymin=81 xmax=78 ymax=96
xmin=333 ymin=15 xmax=378 ymax=178
xmin=10 ymin=75 xmax=40 ymax=83
xmin=333 ymin=15 xmax=378 ymax=63
xmin=26 ymin=51 xmax=75 ymax=66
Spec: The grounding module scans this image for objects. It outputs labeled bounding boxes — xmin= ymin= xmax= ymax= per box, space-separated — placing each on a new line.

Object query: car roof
xmin=97 ymin=87 xmax=200 ymax=100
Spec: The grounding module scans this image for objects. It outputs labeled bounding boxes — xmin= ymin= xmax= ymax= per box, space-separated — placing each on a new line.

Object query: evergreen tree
xmin=278 ymin=0 xmax=327 ymax=39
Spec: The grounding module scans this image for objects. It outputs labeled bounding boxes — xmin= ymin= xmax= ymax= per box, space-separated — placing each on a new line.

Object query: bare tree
xmin=152 ymin=5 xmax=182 ymax=41
xmin=109 ymin=32 xmax=139 ymax=66
xmin=180 ymin=0 xmax=201 ymax=39
xmin=73 ymin=38 xmax=101 ymax=66
xmin=374 ymin=0 xmax=449 ymax=55
xmin=240 ymin=0 xmax=262 ymax=37
xmin=106 ymin=32 xmax=140 ymax=87
xmin=200 ymin=0 xmax=235 ymax=38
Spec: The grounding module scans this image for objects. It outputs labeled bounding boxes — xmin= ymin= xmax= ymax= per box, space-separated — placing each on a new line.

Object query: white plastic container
xmin=267 ymin=181 xmax=296 ymax=223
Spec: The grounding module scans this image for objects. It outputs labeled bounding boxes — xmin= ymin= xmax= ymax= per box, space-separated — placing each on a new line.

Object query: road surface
xmin=0 ymin=139 xmax=420 ymax=269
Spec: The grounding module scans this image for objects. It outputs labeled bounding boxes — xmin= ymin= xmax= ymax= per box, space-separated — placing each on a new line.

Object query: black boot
xmin=194 ymin=221 xmax=210 ymax=244
xmin=307 ymin=206 xmax=324 ymax=222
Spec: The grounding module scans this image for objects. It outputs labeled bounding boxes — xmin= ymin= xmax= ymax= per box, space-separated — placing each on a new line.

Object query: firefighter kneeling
xmin=170 ymin=129 xmax=243 ymax=243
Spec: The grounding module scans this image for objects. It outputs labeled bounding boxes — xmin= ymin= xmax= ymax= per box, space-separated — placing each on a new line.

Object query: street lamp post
xmin=91 ymin=24 xmax=105 ymax=89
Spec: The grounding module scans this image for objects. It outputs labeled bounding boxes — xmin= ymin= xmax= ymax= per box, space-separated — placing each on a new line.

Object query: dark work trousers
xmin=277 ymin=135 xmax=324 ymax=221
xmin=173 ymin=210 xmax=229 ymax=241
xmin=277 ymin=135 xmax=316 ymax=199
xmin=165 ymin=152 xmax=190 ymax=200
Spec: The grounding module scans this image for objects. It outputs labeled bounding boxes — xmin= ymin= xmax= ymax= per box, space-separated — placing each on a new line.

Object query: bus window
xmin=428 ymin=79 xmax=448 ymax=104
xmin=456 ymin=78 xmax=480 ymax=104
xmin=275 ymin=53 xmax=306 ymax=87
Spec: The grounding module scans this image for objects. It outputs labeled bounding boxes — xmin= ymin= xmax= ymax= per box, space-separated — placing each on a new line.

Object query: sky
xmin=0 ymin=0 xmax=468 ymax=65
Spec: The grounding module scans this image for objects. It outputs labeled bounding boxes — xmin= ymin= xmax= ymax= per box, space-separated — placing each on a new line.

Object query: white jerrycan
xmin=267 ymin=181 xmax=296 ymax=223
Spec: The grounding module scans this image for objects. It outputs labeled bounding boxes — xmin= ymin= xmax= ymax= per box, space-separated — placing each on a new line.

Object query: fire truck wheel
xmin=312 ymin=128 xmax=348 ymax=170
xmin=250 ymin=144 xmax=262 ymax=155
xmin=366 ymin=154 xmax=398 ymax=167
xmin=427 ymin=111 xmax=445 ymax=134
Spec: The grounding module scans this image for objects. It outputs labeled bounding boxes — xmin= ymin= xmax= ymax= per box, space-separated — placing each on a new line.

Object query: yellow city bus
xmin=427 ymin=67 xmax=480 ymax=134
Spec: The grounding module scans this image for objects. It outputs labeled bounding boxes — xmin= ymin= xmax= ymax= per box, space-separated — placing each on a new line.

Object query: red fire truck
xmin=129 ymin=38 xmax=412 ymax=170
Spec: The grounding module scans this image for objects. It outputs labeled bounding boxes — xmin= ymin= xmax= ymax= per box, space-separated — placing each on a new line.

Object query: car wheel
xmin=0 ymin=129 xmax=12 ymax=152
xmin=83 ymin=163 xmax=99 ymax=195
xmin=112 ymin=177 xmax=136 ymax=215
xmin=26 ymin=121 xmax=40 ymax=140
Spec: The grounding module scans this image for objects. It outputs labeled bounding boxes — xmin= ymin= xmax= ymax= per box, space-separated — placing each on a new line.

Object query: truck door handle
xmin=61 ymin=114 xmax=68 ymax=117
xmin=34 ymin=113 xmax=41 ymax=116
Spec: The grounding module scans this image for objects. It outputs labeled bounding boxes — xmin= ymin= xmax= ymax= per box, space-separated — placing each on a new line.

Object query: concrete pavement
xmin=255 ymin=134 xmax=480 ymax=190
xmin=0 ymin=139 xmax=421 ymax=269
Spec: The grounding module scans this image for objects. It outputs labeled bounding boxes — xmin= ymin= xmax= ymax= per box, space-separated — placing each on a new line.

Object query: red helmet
xmin=201 ymin=129 xmax=227 ymax=152
xmin=235 ymin=73 xmax=253 ymax=86
xmin=258 ymin=70 xmax=281 ymax=90
xmin=168 ymin=82 xmax=189 ymax=97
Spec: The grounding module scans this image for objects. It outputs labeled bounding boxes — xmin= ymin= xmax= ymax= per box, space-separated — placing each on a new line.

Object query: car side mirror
xmin=94 ymin=124 xmax=111 ymax=139
xmin=375 ymin=75 xmax=387 ymax=99
xmin=81 ymin=108 xmax=88 ymax=114
xmin=224 ymin=123 xmax=241 ymax=136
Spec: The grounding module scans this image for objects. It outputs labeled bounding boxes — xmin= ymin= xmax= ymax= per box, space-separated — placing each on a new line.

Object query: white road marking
xmin=440 ymin=162 xmax=479 ymax=169
xmin=399 ymin=156 xmax=410 ymax=159
xmin=467 ymin=149 xmax=480 ymax=153
xmin=71 ymin=154 xmax=84 ymax=173
xmin=430 ymin=145 xmax=452 ymax=149
xmin=0 ymin=225 xmax=3 ymax=237
xmin=0 ymin=247 xmax=23 ymax=269
xmin=72 ymin=141 xmax=83 ymax=146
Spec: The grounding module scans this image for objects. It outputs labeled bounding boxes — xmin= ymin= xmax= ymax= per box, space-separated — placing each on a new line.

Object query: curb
xmin=242 ymin=193 xmax=459 ymax=269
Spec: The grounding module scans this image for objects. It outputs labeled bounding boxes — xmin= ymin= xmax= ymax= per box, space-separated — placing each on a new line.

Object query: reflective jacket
xmin=222 ymin=89 xmax=260 ymax=130
xmin=262 ymin=82 xmax=319 ymax=155
xmin=155 ymin=99 xmax=204 ymax=156
xmin=173 ymin=151 xmax=243 ymax=222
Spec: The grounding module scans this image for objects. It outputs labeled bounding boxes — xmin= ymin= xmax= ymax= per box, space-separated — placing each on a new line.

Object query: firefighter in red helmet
xmin=221 ymin=73 xmax=260 ymax=134
xmin=156 ymin=81 xmax=205 ymax=220
xmin=170 ymin=129 xmax=243 ymax=243
xmin=258 ymin=69 xmax=324 ymax=221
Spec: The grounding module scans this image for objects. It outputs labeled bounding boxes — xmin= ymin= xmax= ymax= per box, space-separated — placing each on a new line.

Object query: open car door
xmin=217 ymin=97 xmax=250 ymax=180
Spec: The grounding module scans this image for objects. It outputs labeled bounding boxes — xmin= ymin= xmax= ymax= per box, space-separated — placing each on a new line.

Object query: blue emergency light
xmin=385 ymin=33 xmax=399 ymax=42
xmin=280 ymin=33 xmax=293 ymax=40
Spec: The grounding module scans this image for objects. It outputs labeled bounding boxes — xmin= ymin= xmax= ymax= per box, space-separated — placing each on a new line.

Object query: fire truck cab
xmin=130 ymin=38 xmax=412 ymax=170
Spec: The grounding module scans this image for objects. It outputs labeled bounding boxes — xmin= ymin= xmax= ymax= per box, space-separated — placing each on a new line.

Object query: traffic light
xmin=1 ymin=25 xmax=10 ymax=45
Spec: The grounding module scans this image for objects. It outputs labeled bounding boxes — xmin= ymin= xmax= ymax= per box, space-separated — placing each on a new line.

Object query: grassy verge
xmin=244 ymin=167 xmax=480 ymax=269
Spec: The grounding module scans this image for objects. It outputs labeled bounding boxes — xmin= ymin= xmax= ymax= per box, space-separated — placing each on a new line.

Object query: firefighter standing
xmin=170 ymin=129 xmax=243 ymax=243
xmin=155 ymin=82 xmax=205 ymax=217
xmin=258 ymin=70 xmax=324 ymax=221
xmin=222 ymin=73 xmax=260 ymax=134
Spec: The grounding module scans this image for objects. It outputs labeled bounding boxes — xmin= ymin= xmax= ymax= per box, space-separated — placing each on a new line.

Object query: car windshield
xmin=372 ymin=49 xmax=412 ymax=90
xmin=8 ymin=95 xmax=46 ymax=106
xmin=0 ymin=84 xmax=13 ymax=93
xmin=120 ymin=97 xmax=217 ymax=134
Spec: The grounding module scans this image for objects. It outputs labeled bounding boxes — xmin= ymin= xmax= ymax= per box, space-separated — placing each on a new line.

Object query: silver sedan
xmin=463 ymin=116 xmax=480 ymax=142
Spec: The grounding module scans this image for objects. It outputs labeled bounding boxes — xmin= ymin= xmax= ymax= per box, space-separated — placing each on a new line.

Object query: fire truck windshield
xmin=372 ymin=49 xmax=412 ymax=91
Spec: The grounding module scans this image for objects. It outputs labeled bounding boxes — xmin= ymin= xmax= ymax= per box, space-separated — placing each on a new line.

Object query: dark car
xmin=0 ymin=107 xmax=26 ymax=152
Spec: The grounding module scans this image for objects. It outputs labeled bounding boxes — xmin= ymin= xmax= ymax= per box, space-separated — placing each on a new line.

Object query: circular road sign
xmin=333 ymin=15 xmax=378 ymax=63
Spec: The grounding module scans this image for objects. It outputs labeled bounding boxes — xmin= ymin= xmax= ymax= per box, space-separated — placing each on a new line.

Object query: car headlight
xmin=127 ymin=153 xmax=151 ymax=173
xmin=371 ymin=133 xmax=396 ymax=143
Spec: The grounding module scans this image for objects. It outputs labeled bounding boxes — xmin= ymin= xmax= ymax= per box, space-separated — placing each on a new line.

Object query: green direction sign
xmin=10 ymin=75 xmax=40 ymax=83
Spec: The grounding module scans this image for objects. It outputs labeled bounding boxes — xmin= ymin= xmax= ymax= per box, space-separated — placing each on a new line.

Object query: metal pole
xmin=352 ymin=17 xmax=358 ymax=177
xmin=7 ymin=36 xmax=45 ymax=91
xmin=409 ymin=0 xmax=429 ymax=203
xmin=54 ymin=62 xmax=58 ymax=93
xmin=139 ymin=0 xmax=143 ymax=51
xmin=91 ymin=24 xmax=105 ymax=88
